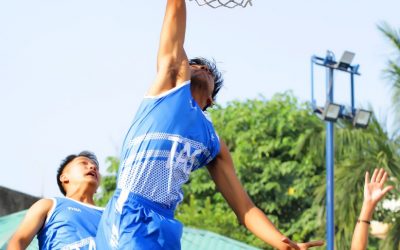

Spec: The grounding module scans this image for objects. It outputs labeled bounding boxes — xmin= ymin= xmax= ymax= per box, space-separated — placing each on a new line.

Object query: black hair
xmin=56 ymin=151 xmax=99 ymax=196
xmin=189 ymin=57 xmax=224 ymax=101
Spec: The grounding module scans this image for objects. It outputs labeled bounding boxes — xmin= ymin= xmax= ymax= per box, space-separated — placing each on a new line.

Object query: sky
xmin=0 ymin=0 xmax=399 ymax=198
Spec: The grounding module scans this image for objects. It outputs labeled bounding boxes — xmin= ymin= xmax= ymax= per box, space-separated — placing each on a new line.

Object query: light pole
xmin=310 ymin=50 xmax=371 ymax=250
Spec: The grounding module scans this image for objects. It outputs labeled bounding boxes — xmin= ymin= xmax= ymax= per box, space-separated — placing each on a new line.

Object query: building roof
xmin=0 ymin=210 xmax=38 ymax=250
xmin=181 ymin=228 xmax=260 ymax=250
xmin=0 ymin=186 xmax=39 ymax=217
xmin=0 ymin=210 xmax=260 ymax=250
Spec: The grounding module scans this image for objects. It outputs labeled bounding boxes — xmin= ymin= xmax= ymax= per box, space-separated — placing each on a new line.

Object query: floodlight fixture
xmin=321 ymin=102 xmax=342 ymax=122
xmin=337 ymin=51 xmax=355 ymax=70
xmin=353 ymin=109 xmax=372 ymax=128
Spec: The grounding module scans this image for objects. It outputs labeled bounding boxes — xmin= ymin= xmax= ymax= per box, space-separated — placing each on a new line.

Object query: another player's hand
xmin=363 ymin=168 xmax=394 ymax=209
xmin=282 ymin=238 xmax=324 ymax=250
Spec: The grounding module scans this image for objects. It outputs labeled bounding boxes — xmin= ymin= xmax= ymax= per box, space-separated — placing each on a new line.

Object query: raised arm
xmin=148 ymin=0 xmax=190 ymax=96
xmin=207 ymin=140 xmax=324 ymax=250
xmin=351 ymin=169 xmax=393 ymax=250
xmin=7 ymin=199 xmax=53 ymax=250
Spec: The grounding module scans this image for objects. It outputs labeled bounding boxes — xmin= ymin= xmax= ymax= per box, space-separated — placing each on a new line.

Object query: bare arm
xmin=7 ymin=199 xmax=53 ymax=250
xmin=148 ymin=0 xmax=190 ymax=96
xmin=207 ymin=140 xmax=324 ymax=250
xmin=351 ymin=169 xmax=393 ymax=250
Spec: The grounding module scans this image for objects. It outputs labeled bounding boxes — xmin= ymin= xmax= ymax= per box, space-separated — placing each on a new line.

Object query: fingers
xmin=371 ymin=168 xmax=379 ymax=182
xmin=380 ymin=171 xmax=388 ymax=185
xmin=281 ymin=238 xmax=325 ymax=249
xmin=371 ymin=168 xmax=391 ymax=185
xmin=375 ymin=168 xmax=385 ymax=183
xmin=304 ymin=240 xmax=325 ymax=247
xmin=365 ymin=171 xmax=370 ymax=185
xmin=282 ymin=238 xmax=300 ymax=250
xmin=382 ymin=185 xmax=394 ymax=196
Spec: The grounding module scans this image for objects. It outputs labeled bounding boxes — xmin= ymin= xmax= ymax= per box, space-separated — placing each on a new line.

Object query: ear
xmin=203 ymin=97 xmax=213 ymax=111
xmin=60 ymin=174 xmax=69 ymax=184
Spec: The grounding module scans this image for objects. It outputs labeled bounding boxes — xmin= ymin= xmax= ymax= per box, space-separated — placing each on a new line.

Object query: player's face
xmin=63 ymin=156 xmax=100 ymax=189
xmin=190 ymin=65 xmax=215 ymax=110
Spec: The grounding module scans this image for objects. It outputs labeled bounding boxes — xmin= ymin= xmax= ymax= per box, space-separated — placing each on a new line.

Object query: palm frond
xmin=378 ymin=22 xmax=400 ymax=53
xmin=378 ymin=22 xmax=400 ymax=131
xmin=311 ymin=110 xmax=400 ymax=249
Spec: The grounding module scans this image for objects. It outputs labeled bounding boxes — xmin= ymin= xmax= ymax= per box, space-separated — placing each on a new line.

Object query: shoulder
xmin=210 ymin=139 xmax=228 ymax=164
xmin=21 ymin=198 xmax=54 ymax=225
xmin=149 ymin=59 xmax=191 ymax=97
xmin=30 ymin=198 xmax=54 ymax=213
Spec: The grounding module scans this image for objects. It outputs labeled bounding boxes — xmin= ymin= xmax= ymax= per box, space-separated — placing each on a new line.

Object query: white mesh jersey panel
xmin=117 ymin=132 xmax=212 ymax=208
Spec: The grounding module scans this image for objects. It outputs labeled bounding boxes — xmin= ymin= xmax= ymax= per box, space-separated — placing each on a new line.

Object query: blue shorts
xmin=96 ymin=189 xmax=183 ymax=250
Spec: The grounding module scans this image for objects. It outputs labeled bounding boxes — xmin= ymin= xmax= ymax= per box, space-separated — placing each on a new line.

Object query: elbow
xmin=7 ymin=236 xmax=28 ymax=250
xmin=239 ymin=202 xmax=258 ymax=225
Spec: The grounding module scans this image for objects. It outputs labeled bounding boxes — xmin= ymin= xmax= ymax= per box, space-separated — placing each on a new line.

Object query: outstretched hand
xmin=364 ymin=168 xmax=394 ymax=208
xmin=282 ymin=238 xmax=324 ymax=250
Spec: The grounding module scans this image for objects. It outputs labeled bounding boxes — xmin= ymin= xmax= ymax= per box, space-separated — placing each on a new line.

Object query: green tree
xmin=177 ymin=92 xmax=326 ymax=249
xmin=378 ymin=23 xmax=400 ymax=133
xmin=313 ymin=116 xmax=400 ymax=250
xmin=95 ymin=156 xmax=119 ymax=207
xmin=377 ymin=22 xmax=400 ymax=250
xmin=179 ymin=94 xmax=400 ymax=249
xmin=95 ymin=93 xmax=399 ymax=249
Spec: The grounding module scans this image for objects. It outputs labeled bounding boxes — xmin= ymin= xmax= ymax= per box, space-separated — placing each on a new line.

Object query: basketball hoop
xmin=189 ymin=0 xmax=253 ymax=8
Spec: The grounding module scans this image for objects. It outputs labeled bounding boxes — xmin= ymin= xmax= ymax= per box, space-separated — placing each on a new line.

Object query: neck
xmin=65 ymin=185 xmax=96 ymax=205
xmin=190 ymin=88 xmax=206 ymax=110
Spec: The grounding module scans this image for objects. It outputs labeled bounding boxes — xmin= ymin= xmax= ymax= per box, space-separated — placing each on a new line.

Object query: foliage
xmin=95 ymin=156 xmax=119 ymax=207
xmin=177 ymin=93 xmax=326 ymax=249
xmin=378 ymin=22 xmax=400 ymax=134
xmin=313 ymin=114 xmax=400 ymax=249
xmin=95 ymin=92 xmax=399 ymax=249
xmin=179 ymin=93 xmax=400 ymax=249
xmin=377 ymin=22 xmax=400 ymax=250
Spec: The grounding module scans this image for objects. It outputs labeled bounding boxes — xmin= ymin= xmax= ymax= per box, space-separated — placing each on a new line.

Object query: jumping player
xmin=8 ymin=151 xmax=103 ymax=250
xmin=96 ymin=0 xmax=324 ymax=249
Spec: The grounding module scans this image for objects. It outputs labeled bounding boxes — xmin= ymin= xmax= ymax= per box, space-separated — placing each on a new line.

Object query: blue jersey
xmin=116 ymin=81 xmax=220 ymax=209
xmin=38 ymin=197 xmax=103 ymax=250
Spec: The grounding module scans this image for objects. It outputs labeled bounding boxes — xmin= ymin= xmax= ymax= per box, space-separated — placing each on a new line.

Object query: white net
xmin=189 ymin=0 xmax=252 ymax=8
